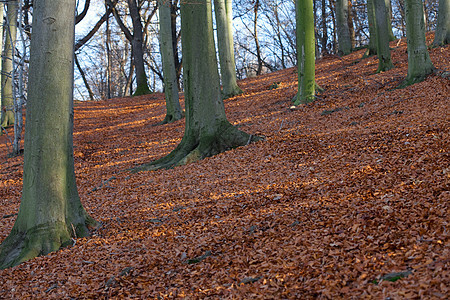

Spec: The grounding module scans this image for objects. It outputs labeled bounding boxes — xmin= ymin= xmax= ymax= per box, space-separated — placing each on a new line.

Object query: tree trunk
xmin=336 ymin=0 xmax=352 ymax=55
xmin=159 ymin=0 xmax=183 ymax=124
xmin=133 ymin=0 xmax=258 ymax=172
xmin=254 ymin=0 xmax=263 ymax=75
xmin=1 ymin=1 xmax=18 ymax=128
xmin=385 ymin=0 xmax=396 ymax=41
xmin=0 ymin=3 xmax=4 ymax=133
xmin=433 ymin=0 xmax=450 ymax=46
xmin=321 ymin=0 xmax=328 ymax=54
xmin=347 ymin=0 xmax=356 ymax=48
xmin=365 ymin=0 xmax=378 ymax=57
xmin=294 ymin=0 xmax=316 ymax=105
xmin=214 ymin=0 xmax=243 ymax=99
xmin=0 ymin=0 xmax=98 ymax=270
xmin=374 ymin=0 xmax=394 ymax=72
xmin=400 ymin=0 xmax=435 ymax=87
xmin=75 ymin=54 xmax=95 ymax=101
xmin=127 ymin=0 xmax=151 ymax=96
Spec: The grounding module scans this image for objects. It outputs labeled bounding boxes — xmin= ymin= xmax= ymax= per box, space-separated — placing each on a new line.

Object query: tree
xmin=1 ymin=1 xmax=18 ymax=129
xmin=0 ymin=0 xmax=98 ymax=269
xmin=159 ymin=0 xmax=183 ymax=124
xmin=133 ymin=0 xmax=258 ymax=171
xmin=400 ymin=0 xmax=435 ymax=87
xmin=336 ymin=0 xmax=352 ymax=55
xmin=0 ymin=2 xmax=4 ymax=132
xmin=107 ymin=0 xmax=152 ymax=96
xmin=433 ymin=0 xmax=450 ymax=46
xmin=293 ymin=0 xmax=316 ymax=105
xmin=374 ymin=0 xmax=394 ymax=72
xmin=213 ymin=0 xmax=243 ymax=98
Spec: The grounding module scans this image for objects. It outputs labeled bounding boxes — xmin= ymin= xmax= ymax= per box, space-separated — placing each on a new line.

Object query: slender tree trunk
xmin=386 ymin=0 xmax=396 ymax=40
xmin=127 ymin=0 xmax=151 ymax=96
xmin=1 ymin=1 xmax=18 ymax=128
xmin=171 ymin=1 xmax=182 ymax=89
xmin=294 ymin=0 xmax=316 ymax=105
xmin=365 ymin=0 xmax=378 ymax=57
xmin=214 ymin=0 xmax=243 ymax=98
xmin=400 ymin=0 xmax=435 ymax=87
xmin=329 ymin=0 xmax=338 ymax=53
xmin=374 ymin=0 xmax=394 ymax=72
xmin=347 ymin=0 xmax=356 ymax=48
xmin=133 ymin=0 xmax=258 ymax=172
xmin=433 ymin=0 xmax=450 ymax=46
xmin=254 ymin=0 xmax=263 ymax=75
xmin=0 ymin=3 xmax=4 ymax=133
xmin=321 ymin=0 xmax=329 ymax=54
xmin=0 ymin=0 xmax=98 ymax=269
xmin=159 ymin=0 xmax=183 ymax=124
xmin=106 ymin=8 xmax=112 ymax=99
xmin=336 ymin=0 xmax=352 ymax=55
xmin=75 ymin=54 xmax=95 ymax=101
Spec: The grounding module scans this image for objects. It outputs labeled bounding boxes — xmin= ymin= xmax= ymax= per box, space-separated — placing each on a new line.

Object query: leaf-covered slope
xmin=0 ymin=34 xmax=448 ymax=298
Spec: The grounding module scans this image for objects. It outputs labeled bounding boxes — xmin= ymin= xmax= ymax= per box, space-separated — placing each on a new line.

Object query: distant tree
xmin=133 ymin=0 xmax=258 ymax=171
xmin=400 ymin=0 xmax=435 ymax=87
xmin=293 ymin=0 xmax=316 ymax=105
xmin=213 ymin=0 xmax=243 ymax=98
xmin=158 ymin=0 xmax=183 ymax=124
xmin=1 ymin=1 xmax=18 ymax=129
xmin=336 ymin=0 xmax=352 ymax=55
xmin=107 ymin=0 xmax=152 ymax=96
xmin=0 ymin=0 xmax=98 ymax=269
xmin=374 ymin=0 xmax=394 ymax=72
xmin=433 ymin=0 xmax=450 ymax=46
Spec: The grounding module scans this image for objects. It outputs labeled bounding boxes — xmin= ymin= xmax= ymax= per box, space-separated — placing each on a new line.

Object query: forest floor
xmin=0 ymin=34 xmax=449 ymax=299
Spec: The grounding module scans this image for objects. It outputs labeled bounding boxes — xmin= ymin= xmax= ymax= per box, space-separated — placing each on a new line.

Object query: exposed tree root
xmin=0 ymin=218 xmax=98 ymax=269
xmin=159 ymin=110 xmax=185 ymax=125
xmin=132 ymin=125 xmax=260 ymax=172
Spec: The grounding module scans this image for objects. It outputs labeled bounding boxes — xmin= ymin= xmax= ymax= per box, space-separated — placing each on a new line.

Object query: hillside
xmin=0 ymin=34 xmax=448 ymax=298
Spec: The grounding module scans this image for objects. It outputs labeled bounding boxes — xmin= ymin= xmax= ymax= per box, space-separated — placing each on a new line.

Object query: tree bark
xmin=1 ymin=1 xmax=18 ymax=128
xmin=0 ymin=3 xmax=4 ymax=132
xmin=400 ymin=0 xmax=435 ymax=87
xmin=159 ymin=0 xmax=183 ymax=124
xmin=336 ymin=0 xmax=352 ymax=55
xmin=294 ymin=0 xmax=316 ymax=105
xmin=254 ymin=0 xmax=263 ymax=75
xmin=0 ymin=0 xmax=98 ymax=270
xmin=127 ymin=0 xmax=151 ymax=96
xmin=433 ymin=0 xmax=450 ymax=46
xmin=133 ymin=0 xmax=258 ymax=171
xmin=214 ymin=0 xmax=243 ymax=99
xmin=374 ymin=0 xmax=394 ymax=72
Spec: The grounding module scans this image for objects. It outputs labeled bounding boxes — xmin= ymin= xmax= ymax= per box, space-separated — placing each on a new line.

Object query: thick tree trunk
xmin=213 ymin=0 xmax=243 ymax=99
xmin=294 ymin=0 xmax=316 ymax=105
xmin=374 ymin=0 xmax=394 ymax=72
xmin=127 ymin=0 xmax=151 ymax=96
xmin=336 ymin=0 xmax=352 ymax=55
xmin=1 ymin=1 xmax=18 ymax=128
xmin=133 ymin=0 xmax=258 ymax=172
xmin=364 ymin=0 xmax=378 ymax=57
xmin=159 ymin=0 xmax=183 ymax=124
xmin=0 ymin=0 xmax=98 ymax=269
xmin=433 ymin=0 xmax=450 ymax=46
xmin=400 ymin=0 xmax=435 ymax=87
xmin=347 ymin=0 xmax=355 ymax=48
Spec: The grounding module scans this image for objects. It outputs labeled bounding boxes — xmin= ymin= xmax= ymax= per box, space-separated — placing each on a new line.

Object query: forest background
xmin=0 ymin=0 xmax=448 ymax=298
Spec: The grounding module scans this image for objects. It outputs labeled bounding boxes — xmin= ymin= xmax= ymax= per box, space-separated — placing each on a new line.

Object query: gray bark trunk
xmin=1 ymin=1 xmax=18 ymax=128
xmin=133 ymin=0 xmax=258 ymax=171
xmin=433 ymin=0 xmax=450 ymax=46
xmin=159 ymin=0 xmax=183 ymax=124
xmin=0 ymin=0 xmax=97 ymax=269
xmin=127 ymin=0 xmax=151 ymax=96
xmin=0 ymin=3 xmax=4 ymax=132
xmin=336 ymin=0 xmax=352 ymax=55
xmin=401 ymin=0 xmax=435 ymax=86
xmin=374 ymin=0 xmax=394 ymax=72
xmin=213 ymin=0 xmax=243 ymax=99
